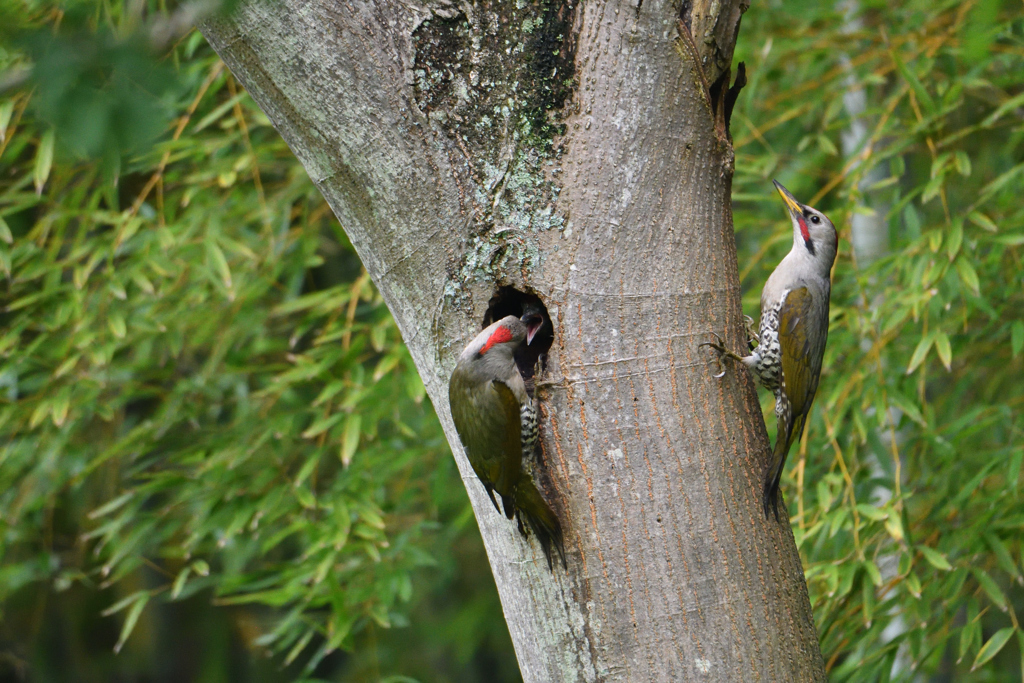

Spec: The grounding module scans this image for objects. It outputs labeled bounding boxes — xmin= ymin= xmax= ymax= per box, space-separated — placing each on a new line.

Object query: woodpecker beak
xmin=521 ymin=313 xmax=543 ymax=345
xmin=773 ymin=180 xmax=803 ymax=215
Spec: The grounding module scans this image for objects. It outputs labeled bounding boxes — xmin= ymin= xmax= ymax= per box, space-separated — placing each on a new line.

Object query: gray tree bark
xmin=201 ymin=1 xmax=826 ymax=680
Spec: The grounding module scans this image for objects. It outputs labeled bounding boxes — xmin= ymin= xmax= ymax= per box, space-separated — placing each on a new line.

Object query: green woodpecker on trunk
xmin=448 ymin=314 xmax=565 ymax=569
xmin=703 ymin=181 xmax=838 ymax=521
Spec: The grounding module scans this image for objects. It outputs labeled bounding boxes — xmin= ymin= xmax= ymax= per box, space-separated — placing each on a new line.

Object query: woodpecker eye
xmin=810 ymin=215 xmax=821 ymax=224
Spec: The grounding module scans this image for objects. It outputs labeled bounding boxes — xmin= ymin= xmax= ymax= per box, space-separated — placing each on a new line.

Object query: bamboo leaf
xmin=954 ymin=151 xmax=972 ymax=177
xmin=0 ymin=215 xmax=12 ymax=244
xmin=294 ymin=486 xmax=316 ymax=509
xmin=0 ymin=100 xmax=13 ymax=142
xmin=919 ymin=545 xmax=952 ymax=571
xmin=968 ymin=211 xmax=998 ymax=232
xmin=341 ymin=413 xmax=361 ymax=467
xmin=959 ymin=601 xmax=980 ymax=663
xmin=982 ymin=90 xmax=1024 ymax=127
xmin=888 ymin=392 xmax=927 ymax=427
xmin=206 ymin=238 xmax=233 ymax=290
xmin=856 ymin=504 xmax=887 ymax=521
xmin=373 ymin=353 xmax=400 ymax=382
xmin=301 ymin=412 xmax=344 ymax=439
xmin=283 ymin=627 xmax=315 ymax=666
xmin=863 ymin=560 xmax=883 ymax=587
xmin=934 ymin=332 xmax=952 ymax=371
xmin=108 ymin=312 xmax=127 ymax=339
xmin=890 ymin=48 xmax=936 ymax=115
xmin=87 ymin=492 xmax=135 ymax=520
xmin=983 ymin=532 xmax=1021 ymax=584
xmin=101 ymin=590 xmax=149 ymax=617
xmin=971 ymin=627 xmax=1015 ymax=671
xmin=973 ymin=568 xmax=1009 ymax=611
xmin=946 ymin=221 xmax=963 ymax=260
xmin=171 ymin=567 xmax=191 ymax=600
xmin=34 ymin=129 xmax=55 ymax=195
xmin=905 ymin=571 xmax=921 ymax=598
xmin=955 ymin=258 xmax=981 ymax=296
xmin=906 ymin=333 xmax=935 ymax=374
xmin=884 ymin=514 xmax=905 ymax=542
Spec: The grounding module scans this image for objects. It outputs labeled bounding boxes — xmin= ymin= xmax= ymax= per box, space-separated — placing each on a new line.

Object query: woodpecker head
xmin=459 ymin=315 xmax=527 ymax=364
xmin=774 ymin=180 xmax=838 ymax=276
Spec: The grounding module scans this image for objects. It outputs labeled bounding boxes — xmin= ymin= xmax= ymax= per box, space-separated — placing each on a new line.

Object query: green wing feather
xmin=765 ymin=287 xmax=827 ymax=520
xmin=449 ymin=371 xmax=564 ymax=569
xmin=490 ymin=380 xmax=525 ymax=519
xmin=448 ymin=370 xmax=523 ymax=518
xmin=779 ymin=287 xmax=821 ymax=422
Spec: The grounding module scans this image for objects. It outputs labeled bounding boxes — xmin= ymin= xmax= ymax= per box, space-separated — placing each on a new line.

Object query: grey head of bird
xmin=458 ymin=315 xmax=528 ymax=374
xmin=773 ymin=180 xmax=838 ymax=278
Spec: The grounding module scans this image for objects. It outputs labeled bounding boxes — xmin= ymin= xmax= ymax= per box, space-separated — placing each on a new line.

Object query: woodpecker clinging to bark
xmin=448 ymin=314 xmax=565 ymax=569
xmin=702 ymin=180 xmax=838 ymax=521
xmin=482 ymin=293 xmax=554 ymax=397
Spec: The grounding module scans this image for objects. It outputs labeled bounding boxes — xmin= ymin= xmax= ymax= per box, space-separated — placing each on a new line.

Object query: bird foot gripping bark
xmin=743 ymin=314 xmax=760 ymax=350
xmin=698 ymin=331 xmax=745 ymax=378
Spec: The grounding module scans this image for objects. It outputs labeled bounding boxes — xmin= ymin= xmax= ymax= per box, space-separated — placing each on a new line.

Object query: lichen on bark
xmin=413 ymin=1 xmax=578 ymax=299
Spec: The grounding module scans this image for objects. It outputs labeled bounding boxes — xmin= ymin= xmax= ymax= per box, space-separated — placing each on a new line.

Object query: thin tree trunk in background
xmin=201 ymin=1 xmax=826 ymax=679
xmin=839 ymin=0 xmax=889 ymax=267
xmin=839 ymin=3 xmax=906 ymax=675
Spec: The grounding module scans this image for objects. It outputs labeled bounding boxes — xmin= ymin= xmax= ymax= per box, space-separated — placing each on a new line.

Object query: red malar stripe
xmin=797 ymin=215 xmax=811 ymax=243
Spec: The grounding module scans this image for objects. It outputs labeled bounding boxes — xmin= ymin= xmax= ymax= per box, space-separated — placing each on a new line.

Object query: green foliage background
xmin=732 ymin=0 xmax=1024 ymax=679
xmin=0 ymin=0 xmax=1022 ymax=681
xmin=0 ymin=3 xmax=517 ymax=681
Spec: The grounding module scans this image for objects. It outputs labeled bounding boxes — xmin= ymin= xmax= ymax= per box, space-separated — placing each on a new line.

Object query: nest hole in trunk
xmin=482 ymin=287 xmax=553 ymax=397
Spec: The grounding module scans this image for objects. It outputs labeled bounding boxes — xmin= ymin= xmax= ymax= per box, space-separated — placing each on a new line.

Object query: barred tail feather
xmin=514 ymin=479 xmax=565 ymax=571
xmin=763 ymin=439 xmax=787 ymax=522
xmin=763 ymin=412 xmax=806 ymax=521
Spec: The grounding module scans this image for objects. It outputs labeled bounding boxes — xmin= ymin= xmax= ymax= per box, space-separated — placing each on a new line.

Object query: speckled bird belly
xmin=750 ymin=301 xmax=783 ymax=393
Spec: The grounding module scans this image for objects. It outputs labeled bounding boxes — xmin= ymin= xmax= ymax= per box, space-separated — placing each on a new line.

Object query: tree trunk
xmin=201 ymin=1 xmax=826 ymax=680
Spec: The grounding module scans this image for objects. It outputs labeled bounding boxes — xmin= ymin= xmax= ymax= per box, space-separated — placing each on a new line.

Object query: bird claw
xmin=697 ymin=331 xmax=726 ymax=352
xmin=698 ymin=332 xmax=729 ymax=378
xmin=743 ymin=315 xmax=760 ymax=349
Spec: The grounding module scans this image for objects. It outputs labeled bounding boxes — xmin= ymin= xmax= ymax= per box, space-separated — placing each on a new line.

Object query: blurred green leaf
xmin=934 ymin=332 xmax=952 ymax=371
xmin=341 ymin=413 xmax=362 ymax=467
xmin=971 ymin=627 xmax=1015 ymax=671
xmin=967 ymin=211 xmax=997 ymax=233
xmin=889 ymin=47 xmax=936 ymax=116
xmin=33 ymin=128 xmax=53 ymax=194
xmin=945 ymin=221 xmax=962 ymax=260
xmin=919 ymin=546 xmax=952 ymax=571
xmin=113 ymin=592 xmax=149 ymax=654
xmin=0 ymin=215 xmax=14 ymax=244
xmin=0 ymin=100 xmax=14 ymax=142
xmin=955 ymin=258 xmax=980 ymax=296
xmin=972 ymin=568 xmax=1008 ymax=611
xmin=906 ymin=333 xmax=934 ymax=374
xmin=856 ymin=504 xmax=887 ymax=521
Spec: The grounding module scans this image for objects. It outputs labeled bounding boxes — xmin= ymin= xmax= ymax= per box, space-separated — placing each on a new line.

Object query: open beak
xmin=773 ymin=180 xmax=803 ymax=215
xmin=520 ymin=314 xmax=542 ymax=345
